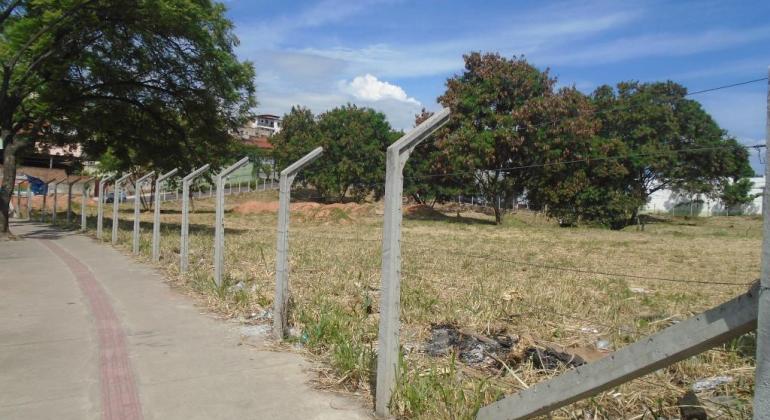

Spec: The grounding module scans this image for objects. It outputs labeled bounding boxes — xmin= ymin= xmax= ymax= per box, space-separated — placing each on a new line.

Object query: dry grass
xmin=51 ymin=191 xmax=760 ymax=419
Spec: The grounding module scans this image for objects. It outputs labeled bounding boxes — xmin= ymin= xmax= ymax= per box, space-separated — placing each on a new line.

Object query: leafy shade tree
xmin=592 ymin=81 xmax=751 ymax=225
xmin=0 ymin=0 xmax=255 ymax=236
xmin=427 ymin=52 xmax=573 ymax=224
xmin=720 ymin=178 xmax=760 ymax=214
xmin=521 ymin=88 xmax=640 ymax=228
xmin=272 ymin=104 xmax=394 ymax=202
xmin=272 ymin=106 xmax=320 ymax=173
xmin=403 ymin=109 xmax=468 ymax=206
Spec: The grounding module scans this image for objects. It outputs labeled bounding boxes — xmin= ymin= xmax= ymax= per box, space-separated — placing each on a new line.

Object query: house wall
xmin=641 ymin=177 xmax=764 ymax=216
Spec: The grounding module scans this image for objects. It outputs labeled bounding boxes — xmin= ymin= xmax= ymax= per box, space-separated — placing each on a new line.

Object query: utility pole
xmin=754 ymin=66 xmax=770 ymax=420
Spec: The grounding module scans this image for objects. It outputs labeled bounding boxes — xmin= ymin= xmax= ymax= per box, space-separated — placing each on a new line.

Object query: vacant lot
xmin=60 ymin=190 xmax=760 ymax=419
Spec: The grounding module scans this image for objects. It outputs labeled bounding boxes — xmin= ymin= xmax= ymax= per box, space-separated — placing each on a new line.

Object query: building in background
xmin=642 ymin=176 xmax=765 ymax=216
xmin=236 ymin=114 xmax=282 ymax=139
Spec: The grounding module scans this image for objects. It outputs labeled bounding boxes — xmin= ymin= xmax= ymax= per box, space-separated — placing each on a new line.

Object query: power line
xmin=407 ymin=143 xmax=761 ymax=181
xmin=686 ymin=77 xmax=768 ymax=96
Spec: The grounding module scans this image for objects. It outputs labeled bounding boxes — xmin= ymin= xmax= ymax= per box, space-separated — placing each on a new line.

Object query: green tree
xmin=428 ymin=52 xmax=577 ymax=224
xmin=272 ymin=104 xmax=393 ymax=202
xmin=403 ymin=109 xmax=467 ymax=206
xmin=720 ymin=178 xmax=760 ymax=214
xmin=272 ymin=106 xmax=320 ymax=173
xmin=0 ymin=0 xmax=255 ymax=235
xmin=592 ymin=81 xmax=751 ymax=225
xmin=522 ymin=88 xmax=638 ymax=228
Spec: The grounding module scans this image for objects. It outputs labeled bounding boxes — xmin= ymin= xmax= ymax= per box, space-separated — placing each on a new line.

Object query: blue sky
xmin=225 ymin=0 xmax=770 ymax=171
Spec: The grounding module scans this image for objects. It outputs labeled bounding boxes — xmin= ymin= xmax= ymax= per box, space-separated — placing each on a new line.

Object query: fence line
xmin=27 ymin=72 xmax=767 ymax=419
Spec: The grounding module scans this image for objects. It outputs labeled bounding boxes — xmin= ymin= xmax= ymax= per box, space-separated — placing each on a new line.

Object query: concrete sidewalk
xmin=0 ymin=222 xmax=372 ymax=420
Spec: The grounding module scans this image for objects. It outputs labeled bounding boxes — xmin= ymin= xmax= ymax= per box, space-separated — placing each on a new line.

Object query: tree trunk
xmin=493 ymin=203 xmax=502 ymax=225
xmin=1 ymin=131 xmax=20 ymax=236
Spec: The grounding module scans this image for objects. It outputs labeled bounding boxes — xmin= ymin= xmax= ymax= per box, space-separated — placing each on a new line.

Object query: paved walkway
xmin=0 ymin=222 xmax=371 ymax=420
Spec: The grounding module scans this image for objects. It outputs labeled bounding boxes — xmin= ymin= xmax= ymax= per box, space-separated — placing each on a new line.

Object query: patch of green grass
xmin=393 ymin=353 xmax=498 ymax=419
xmin=299 ymin=301 xmax=375 ymax=390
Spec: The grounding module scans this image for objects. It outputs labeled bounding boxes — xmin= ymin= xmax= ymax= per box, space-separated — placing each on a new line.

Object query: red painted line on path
xmin=39 ymin=239 xmax=144 ymax=420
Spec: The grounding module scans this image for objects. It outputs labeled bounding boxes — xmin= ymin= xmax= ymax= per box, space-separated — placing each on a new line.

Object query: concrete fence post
xmin=80 ymin=178 xmax=94 ymax=231
xmin=180 ymin=164 xmax=209 ymax=272
xmin=66 ymin=178 xmax=79 ymax=224
xmin=375 ymin=108 xmax=450 ymax=416
xmin=24 ymin=182 xmax=30 ymax=220
xmin=40 ymin=179 xmax=55 ymax=222
xmin=273 ymin=147 xmax=323 ymax=340
xmin=213 ymin=157 xmax=249 ymax=287
xmin=754 ymin=66 xmax=770 ymax=419
xmin=52 ymin=178 xmax=66 ymax=225
xmin=112 ymin=173 xmax=132 ymax=244
xmin=152 ymin=168 xmax=178 ymax=262
xmin=15 ymin=182 xmax=21 ymax=216
xmin=97 ymin=176 xmax=113 ymax=239
xmin=132 ymin=171 xmax=155 ymax=255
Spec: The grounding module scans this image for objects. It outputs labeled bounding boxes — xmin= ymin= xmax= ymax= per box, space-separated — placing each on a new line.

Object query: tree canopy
xmin=592 ymin=81 xmax=752 ymax=202
xmin=0 ymin=0 xmax=255 ymax=234
xmin=406 ymin=53 xmax=752 ymax=228
xmin=272 ymin=104 xmax=395 ymax=202
xmin=409 ymin=52 xmax=600 ymax=224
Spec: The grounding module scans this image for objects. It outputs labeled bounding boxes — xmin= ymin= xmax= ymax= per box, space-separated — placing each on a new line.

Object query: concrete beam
xmin=476 ymin=283 xmax=760 ymax=420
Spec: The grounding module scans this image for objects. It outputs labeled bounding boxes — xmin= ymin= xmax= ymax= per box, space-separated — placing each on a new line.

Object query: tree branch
xmin=6 ymin=0 xmax=97 ymax=71
xmin=0 ymin=0 xmax=23 ymax=30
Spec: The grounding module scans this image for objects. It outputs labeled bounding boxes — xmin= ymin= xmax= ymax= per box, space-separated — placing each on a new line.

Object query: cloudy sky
xmin=225 ymin=0 xmax=769 ymax=171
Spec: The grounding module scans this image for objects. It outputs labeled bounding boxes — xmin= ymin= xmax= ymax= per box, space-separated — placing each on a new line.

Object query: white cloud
xmin=340 ymin=74 xmax=420 ymax=105
xmin=253 ymin=74 xmax=422 ymax=130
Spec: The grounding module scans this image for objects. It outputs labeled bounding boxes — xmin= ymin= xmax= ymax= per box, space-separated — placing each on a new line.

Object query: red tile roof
xmin=243 ymin=136 xmax=274 ymax=150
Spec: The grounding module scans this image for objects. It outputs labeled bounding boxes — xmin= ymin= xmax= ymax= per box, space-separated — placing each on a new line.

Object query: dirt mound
xmin=404 ymin=204 xmax=446 ymax=219
xmin=232 ymin=200 xmax=374 ymax=222
xmin=233 ymin=201 xmax=280 ymax=214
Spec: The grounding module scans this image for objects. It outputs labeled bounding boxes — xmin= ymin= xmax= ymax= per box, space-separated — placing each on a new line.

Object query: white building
xmin=641 ymin=176 xmax=764 ymax=216
xmin=235 ymin=114 xmax=282 ymax=139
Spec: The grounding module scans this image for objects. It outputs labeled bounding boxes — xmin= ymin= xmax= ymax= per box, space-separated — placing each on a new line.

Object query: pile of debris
xmin=424 ymin=323 xmax=606 ymax=371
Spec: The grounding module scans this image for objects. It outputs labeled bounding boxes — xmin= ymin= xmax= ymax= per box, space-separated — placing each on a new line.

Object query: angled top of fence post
xmin=281 ymin=146 xmax=323 ymax=177
xmin=116 ymin=173 xmax=132 ymax=185
xmin=218 ymin=157 xmax=250 ymax=179
xmin=100 ymin=175 xmax=114 ymax=184
xmin=183 ymin=164 xmax=210 ymax=182
xmin=157 ymin=168 xmax=179 ymax=183
xmin=389 ymin=107 xmax=450 ymax=155
xmin=136 ymin=171 xmax=155 ymax=184
xmin=53 ymin=177 xmax=68 ymax=186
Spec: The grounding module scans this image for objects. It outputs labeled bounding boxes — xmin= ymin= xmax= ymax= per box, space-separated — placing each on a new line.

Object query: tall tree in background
xmin=0 ymin=0 xmax=255 ymax=236
xmin=272 ymin=104 xmax=394 ymax=202
xmin=403 ymin=109 xmax=468 ymax=206
xmin=272 ymin=106 xmax=320 ymax=172
xmin=592 ymin=81 xmax=751 ymax=225
xmin=429 ymin=52 xmax=560 ymax=224
xmin=522 ymin=88 xmax=637 ymax=228
xmin=720 ymin=178 xmax=760 ymax=215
